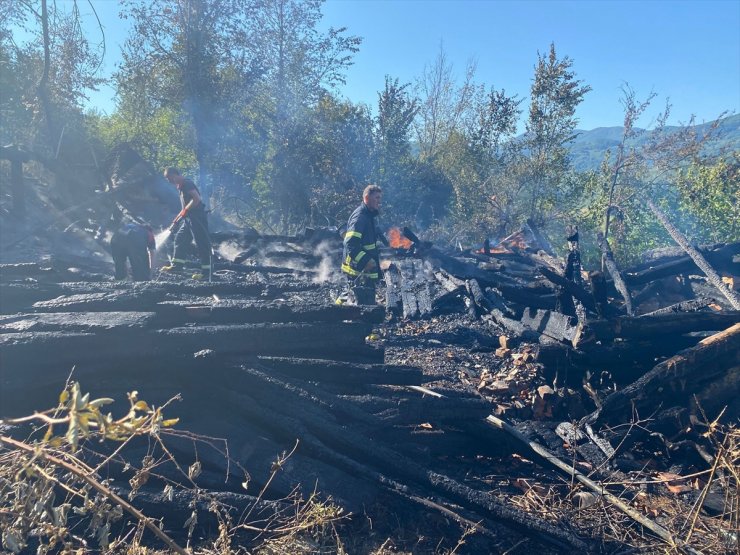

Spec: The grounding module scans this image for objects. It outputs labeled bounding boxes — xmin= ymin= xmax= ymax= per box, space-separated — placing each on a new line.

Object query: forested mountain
xmin=569 ymin=113 xmax=740 ymax=170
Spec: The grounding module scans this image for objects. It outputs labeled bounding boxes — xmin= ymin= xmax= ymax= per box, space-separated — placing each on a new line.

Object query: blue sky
xmin=70 ymin=0 xmax=740 ymax=130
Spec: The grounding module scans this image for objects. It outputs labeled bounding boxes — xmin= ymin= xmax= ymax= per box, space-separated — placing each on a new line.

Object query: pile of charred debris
xmin=1 ymin=153 xmax=739 ymax=553
xmin=1 ymin=221 xmax=738 ymax=553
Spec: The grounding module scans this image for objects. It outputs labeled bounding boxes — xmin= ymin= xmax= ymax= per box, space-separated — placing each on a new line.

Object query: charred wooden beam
xmin=215 ymin=369 xmax=593 ymax=551
xmin=519 ymin=308 xmax=587 ymax=348
xmin=215 ymin=261 xmax=318 ymax=276
xmin=482 ymin=313 xmax=553 ymax=345
xmin=0 ymin=311 xmax=157 ymax=333
xmin=537 ymin=266 xmax=597 ymax=314
xmin=588 ymin=271 xmax=612 ymax=317
xmin=0 ymin=322 xmax=382 ymax=390
xmin=597 ymin=232 xmax=633 ymax=315
xmin=585 ymin=311 xmax=740 ymax=341
xmin=254 ymin=357 xmax=423 ymax=386
xmin=384 ymin=263 xmax=403 ymax=314
xmin=465 ymin=279 xmax=493 ymax=317
xmin=485 ymin=415 xmax=692 ymax=553
xmin=586 ymin=323 xmax=740 ymax=427
xmin=639 ymin=298 xmax=713 ymax=317
xmin=624 ymin=243 xmax=740 ymax=286
xmin=154 ymin=301 xmax=384 ymax=327
xmin=644 ymin=199 xmax=740 ymax=309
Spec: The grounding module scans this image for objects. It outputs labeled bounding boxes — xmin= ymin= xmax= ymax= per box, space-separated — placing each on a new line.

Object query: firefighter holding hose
xmin=161 ymin=167 xmax=212 ymax=280
xmin=338 ymin=184 xmax=384 ymax=305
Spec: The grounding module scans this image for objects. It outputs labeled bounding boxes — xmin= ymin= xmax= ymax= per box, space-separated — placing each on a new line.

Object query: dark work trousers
xmin=173 ymin=207 xmax=212 ymax=267
xmin=111 ymin=227 xmax=150 ymax=281
xmin=349 ymin=275 xmax=378 ymax=305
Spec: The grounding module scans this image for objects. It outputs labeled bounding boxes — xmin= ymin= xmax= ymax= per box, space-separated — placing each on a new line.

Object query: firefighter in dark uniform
xmin=111 ymin=222 xmax=156 ymax=281
xmin=340 ymin=184 xmax=384 ymax=305
xmin=161 ymin=167 xmax=212 ymax=279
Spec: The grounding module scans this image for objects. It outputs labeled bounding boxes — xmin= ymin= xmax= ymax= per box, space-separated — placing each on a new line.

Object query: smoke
xmin=312 ymin=239 xmax=342 ymax=284
xmin=216 ymin=240 xmax=244 ymax=262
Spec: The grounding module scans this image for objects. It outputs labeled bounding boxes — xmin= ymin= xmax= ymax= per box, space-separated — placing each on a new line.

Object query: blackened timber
xmin=466 ymin=279 xmax=493 ymax=316
xmin=0 ymin=263 xmax=42 ymax=279
xmin=586 ymin=323 xmax=740 ymax=426
xmin=482 ymin=313 xmax=553 ymax=345
xmin=384 ymin=263 xmax=403 ymax=314
xmin=624 ymin=242 xmax=740 ymax=286
xmin=0 ymin=280 xmax=304 ymax=313
xmin=156 ymin=323 xmax=381 ymax=362
xmin=588 ymin=271 xmax=611 ymax=317
xmin=373 ymin=396 xmax=493 ymax=423
xmin=639 ymin=298 xmax=713 ymax=317
xmin=518 ymin=308 xmax=586 ymax=348
xmin=433 ymin=269 xmax=465 ymax=292
xmin=0 ymin=322 xmax=382 ymax=385
xmin=587 ymin=311 xmax=740 ymax=341
xmin=645 ymin=199 xmax=740 ymax=309
xmin=538 ymin=266 xmax=597 ymax=314
xmin=215 ymin=261 xmax=318 ymax=276
xmin=254 ymin=356 xmax=423 ymax=385
xmin=155 ymin=301 xmax=384 ymax=326
xmin=597 ymin=232 xmax=633 ymax=315
xmin=216 ymin=369 xmax=593 ymax=551
xmin=485 ymin=415 xmax=685 ymax=552
xmin=631 ymin=280 xmax=664 ymax=308
xmin=0 ymin=311 xmax=157 ymax=333
xmin=227 ymin=370 xmax=584 ymax=549
xmin=397 ymin=259 xmax=433 ymax=319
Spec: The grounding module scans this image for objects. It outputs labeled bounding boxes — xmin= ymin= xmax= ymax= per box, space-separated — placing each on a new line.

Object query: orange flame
xmin=388 ymin=227 xmax=413 ymax=249
xmin=476 ymin=245 xmax=511 ymax=254
xmin=477 ymin=231 xmax=531 ymax=254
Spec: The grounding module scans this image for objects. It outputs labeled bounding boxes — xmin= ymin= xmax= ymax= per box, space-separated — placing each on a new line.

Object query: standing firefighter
xmin=111 ymin=222 xmax=155 ymax=281
xmin=340 ymin=185 xmax=384 ymax=305
xmin=162 ymin=167 xmax=212 ymax=280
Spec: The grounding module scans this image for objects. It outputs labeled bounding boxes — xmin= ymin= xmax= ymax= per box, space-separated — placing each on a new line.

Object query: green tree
xmin=251 ymin=0 xmax=361 ymax=230
xmin=373 ymin=77 xmax=418 ymax=222
xmin=524 ymin=43 xmax=590 ymax=224
xmin=0 ymin=0 xmax=105 ymax=150
xmin=118 ymin=0 xmax=260 ymax=197
xmin=675 ymin=153 xmax=740 ymax=243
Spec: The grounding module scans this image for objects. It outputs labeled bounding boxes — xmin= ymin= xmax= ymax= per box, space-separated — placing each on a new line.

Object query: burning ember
xmin=388 ymin=227 xmax=413 ymax=250
xmin=477 ymin=231 xmax=531 ymax=254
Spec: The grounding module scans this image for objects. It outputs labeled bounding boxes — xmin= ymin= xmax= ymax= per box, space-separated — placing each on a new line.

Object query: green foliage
xmin=3 ymin=2 xmax=736 ymax=261
xmin=675 ymin=153 xmax=740 ymax=243
xmin=524 ymin=43 xmax=591 ymax=224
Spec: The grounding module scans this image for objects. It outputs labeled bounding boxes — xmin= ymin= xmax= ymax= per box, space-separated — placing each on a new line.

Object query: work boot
xmin=161 ymin=264 xmax=182 ymax=272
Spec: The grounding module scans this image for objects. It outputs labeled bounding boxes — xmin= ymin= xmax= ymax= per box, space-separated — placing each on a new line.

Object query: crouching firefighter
xmin=339 ymin=184 xmax=384 ymax=305
xmin=162 ymin=167 xmax=212 ymax=280
xmin=111 ymin=222 xmax=155 ymax=281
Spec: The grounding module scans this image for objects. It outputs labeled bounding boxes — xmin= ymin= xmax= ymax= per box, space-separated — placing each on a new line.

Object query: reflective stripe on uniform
xmin=345 ymin=231 xmax=362 ymax=239
xmin=341 ymin=264 xmax=378 ymax=279
xmin=354 ymin=251 xmax=366 ymax=263
xmin=363 ymin=243 xmax=376 ymax=250
xmin=172 ymin=258 xmax=188 ymax=264
xmin=341 ymin=263 xmax=360 ymax=276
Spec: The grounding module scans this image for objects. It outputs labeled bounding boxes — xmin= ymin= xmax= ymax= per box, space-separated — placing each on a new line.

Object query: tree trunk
xmin=597 ymin=232 xmax=633 ymax=315
xmin=645 ymin=198 xmax=740 ymax=309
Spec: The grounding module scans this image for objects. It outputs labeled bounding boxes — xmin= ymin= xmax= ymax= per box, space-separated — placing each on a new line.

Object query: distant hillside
xmin=568 ymin=113 xmax=740 ymax=171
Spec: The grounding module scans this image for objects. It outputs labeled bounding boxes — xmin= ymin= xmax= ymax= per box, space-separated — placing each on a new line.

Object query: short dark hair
xmin=164 ymin=167 xmax=180 ymax=178
xmin=363 ymin=184 xmax=382 ymax=197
